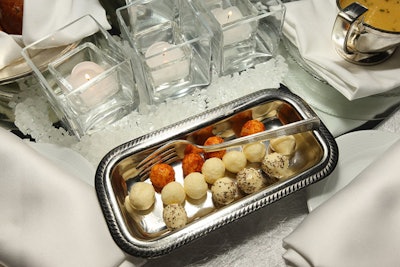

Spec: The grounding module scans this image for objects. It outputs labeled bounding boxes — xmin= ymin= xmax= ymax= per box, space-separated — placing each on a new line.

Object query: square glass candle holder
xmin=192 ymin=0 xmax=285 ymax=76
xmin=117 ymin=0 xmax=213 ymax=104
xmin=21 ymin=15 xmax=139 ymax=139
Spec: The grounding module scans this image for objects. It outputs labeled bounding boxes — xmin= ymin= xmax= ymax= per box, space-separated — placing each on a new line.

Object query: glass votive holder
xmin=192 ymin=0 xmax=285 ymax=76
xmin=117 ymin=0 xmax=213 ymax=104
xmin=21 ymin=15 xmax=139 ymax=139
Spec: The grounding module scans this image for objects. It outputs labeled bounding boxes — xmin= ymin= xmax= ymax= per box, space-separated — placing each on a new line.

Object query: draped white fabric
xmin=283 ymin=138 xmax=400 ymax=266
xmin=283 ymin=0 xmax=400 ymax=100
xmin=0 ymin=0 xmax=110 ymax=69
xmin=0 ymin=128 xmax=145 ymax=267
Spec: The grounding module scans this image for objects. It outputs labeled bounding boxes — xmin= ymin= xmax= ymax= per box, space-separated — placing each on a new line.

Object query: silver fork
xmin=130 ymin=117 xmax=321 ymax=181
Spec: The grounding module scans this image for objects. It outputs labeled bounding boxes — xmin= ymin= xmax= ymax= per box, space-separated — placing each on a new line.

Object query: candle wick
xmin=227 ymin=10 xmax=232 ymax=20
xmin=162 ymin=47 xmax=168 ymax=57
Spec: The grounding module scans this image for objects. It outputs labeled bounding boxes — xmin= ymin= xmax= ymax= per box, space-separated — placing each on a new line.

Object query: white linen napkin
xmin=283 ymin=0 xmax=400 ymax=100
xmin=0 ymin=32 xmax=24 ymax=70
xmin=0 ymin=0 xmax=110 ymax=70
xmin=0 ymin=128 xmax=145 ymax=267
xmin=283 ymin=137 xmax=400 ymax=267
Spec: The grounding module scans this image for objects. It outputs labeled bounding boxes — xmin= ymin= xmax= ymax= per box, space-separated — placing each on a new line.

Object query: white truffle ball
xmin=184 ymin=172 xmax=208 ymax=199
xmin=163 ymin=204 xmax=187 ymax=230
xmin=243 ymin=142 xmax=266 ymax=162
xmin=124 ymin=196 xmax=135 ymax=215
xmin=269 ymin=135 xmax=296 ymax=156
xmin=222 ymin=150 xmax=247 ymax=173
xmin=236 ymin=167 xmax=264 ymax=194
xmin=211 ymin=177 xmax=237 ymax=205
xmin=201 ymin=157 xmax=226 ymax=184
xmin=161 ymin=181 xmax=186 ymax=205
xmin=128 ymin=182 xmax=155 ymax=210
xmin=261 ymin=152 xmax=290 ymax=179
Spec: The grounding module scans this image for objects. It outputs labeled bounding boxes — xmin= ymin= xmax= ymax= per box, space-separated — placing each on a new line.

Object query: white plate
xmin=306 ymin=130 xmax=400 ymax=212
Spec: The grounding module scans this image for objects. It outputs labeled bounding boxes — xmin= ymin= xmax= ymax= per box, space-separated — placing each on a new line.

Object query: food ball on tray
xmin=184 ymin=172 xmax=208 ymax=200
xmin=126 ymin=182 xmax=155 ymax=211
xmin=163 ymin=204 xmax=187 ymax=230
xmin=149 ymin=163 xmax=175 ymax=191
xmin=161 ymin=181 xmax=186 ymax=205
xmin=222 ymin=150 xmax=247 ymax=173
xmin=203 ymin=136 xmax=226 ymax=159
xmin=240 ymin=119 xmax=265 ymax=137
xmin=201 ymin=157 xmax=226 ymax=184
xmin=269 ymin=135 xmax=296 ymax=156
xmin=236 ymin=167 xmax=265 ymax=194
xmin=182 ymin=153 xmax=205 ymax=177
xmin=184 ymin=144 xmax=204 ymax=155
xmin=211 ymin=177 xmax=237 ymax=205
xmin=243 ymin=142 xmax=266 ymax=163
xmin=261 ymin=152 xmax=290 ymax=179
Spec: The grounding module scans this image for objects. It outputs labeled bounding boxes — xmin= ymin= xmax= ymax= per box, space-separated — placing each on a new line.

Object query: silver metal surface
xmin=95 ymin=86 xmax=339 ymax=258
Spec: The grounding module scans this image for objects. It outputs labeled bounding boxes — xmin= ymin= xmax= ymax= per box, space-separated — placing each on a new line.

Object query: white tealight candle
xmin=145 ymin=41 xmax=190 ymax=87
xmin=211 ymin=6 xmax=253 ymax=46
xmin=67 ymin=61 xmax=118 ymax=107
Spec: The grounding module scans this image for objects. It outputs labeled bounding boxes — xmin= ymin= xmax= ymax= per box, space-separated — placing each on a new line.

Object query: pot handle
xmin=331 ymin=2 xmax=368 ymax=54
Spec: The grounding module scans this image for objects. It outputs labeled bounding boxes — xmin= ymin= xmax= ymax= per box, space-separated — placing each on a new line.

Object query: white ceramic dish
xmin=306 ymin=130 xmax=400 ymax=212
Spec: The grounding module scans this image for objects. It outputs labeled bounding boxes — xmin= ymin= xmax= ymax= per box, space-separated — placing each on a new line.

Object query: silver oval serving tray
xmin=95 ymin=86 xmax=338 ymax=258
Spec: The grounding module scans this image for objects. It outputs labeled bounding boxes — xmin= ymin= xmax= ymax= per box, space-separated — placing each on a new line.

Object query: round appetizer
xmin=236 ymin=167 xmax=264 ymax=194
xmin=182 ymin=153 xmax=205 ymax=177
xmin=222 ymin=150 xmax=247 ymax=173
xmin=163 ymin=204 xmax=187 ymax=230
xmin=149 ymin=163 xmax=175 ymax=191
xmin=240 ymin=119 xmax=265 ymax=137
xmin=192 ymin=125 xmax=214 ymax=145
xmin=201 ymin=157 xmax=226 ymax=184
xmin=243 ymin=142 xmax=266 ymax=163
xmin=161 ymin=181 xmax=186 ymax=205
xmin=261 ymin=152 xmax=290 ymax=179
xmin=184 ymin=172 xmax=208 ymax=200
xmin=184 ymin=144 xmax=204 ymax=155
xmin=203 ymin=136 xmax=226 ymax=159
xmin=229 ymin=110 xmax=253 ymax=136
xmin=127 ymin=182 xmax=155 ymax=211
xmin=211 ymin=177 xmax=237 ymax=205
xmin=269 ymin=135 xmax=296 ymax=156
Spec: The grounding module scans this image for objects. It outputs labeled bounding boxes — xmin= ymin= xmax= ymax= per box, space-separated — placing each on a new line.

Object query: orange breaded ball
xmin=240 ymin=119 xmax=265 ymax=137
xmin=192 ymin=125 xmax=214 ymax=145
xmin=182 ymin=153 xmax=205 ymax=177
xmin=149 ymin=163 xmax=175 ymax=192
xmin=229 ymin=110 xmax=253 ymax=136
xmin=203 ymin=136 xmax=226 ymax=159
xmin=184 ymin=144 xmax=204 ymax=155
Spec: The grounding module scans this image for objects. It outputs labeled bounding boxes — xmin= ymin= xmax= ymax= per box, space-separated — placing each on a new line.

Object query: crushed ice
xmin=13 ymin=56 xmax=288 ymax=166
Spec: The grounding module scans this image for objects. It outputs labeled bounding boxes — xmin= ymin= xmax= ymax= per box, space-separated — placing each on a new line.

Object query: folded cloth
xmin=0 ymin=0 xmax=110 ymax=70
xmin=0 ymin=32 xmax=24 ymax=69
xmin=0 ymin=128 xmax=145 ymax=267
xmin=283 ymin=0 xmax=400 ymax=100
xmin=283 ymin=137 xmax=400 ymax=267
